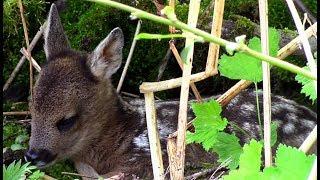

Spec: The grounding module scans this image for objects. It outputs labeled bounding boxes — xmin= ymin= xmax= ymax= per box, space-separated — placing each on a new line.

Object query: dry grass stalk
xmin=140 ymin=71 xmax=211 ymax=93
xmin=258 ymin=0 xmax=272 ymax=167
xmin=168 ymin=22 xmax=316 ymax=139
xmin=3 ymin=23 xmax=45 ymax=92
xmin=17 ymin=0 xmax=33 ymax=99
xmin=307 ymin=159 xmax=317 ymax=180
xmin=299 ymin=125 xmax=317 ymax=153
xmin=3 ymin=111 xmax=31 ymax=116
xmin=168 ymin=0 xmax=176 ymax=33
xmin=285 ymin=0 xmax=317 ymax=93
xmin=116 ymin=20 xmax=142 ymax=93
xmin=169 ymin=41 xmax=203 ymax=102
xmin=174 ymin=1 xmax=201 ymax=178
xmin=144 ymin=92 xmax=164 ymax=179
xmin=205 ymin=0 xmax=225 ymax=75
xmin=43 ymin=175 xmax=57 ymax=180
xmin=167 ymin=137 xmax=178 ymax=179
xmin=21 ymin=48 xmax=42 ymax=72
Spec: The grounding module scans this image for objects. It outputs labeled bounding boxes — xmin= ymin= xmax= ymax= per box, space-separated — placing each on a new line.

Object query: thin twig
xmin=3 ymin=23 xmax=45 ymax=92
xmin=299 ymin=125 xmax=317 ymax=153
xmin=43 ymin=174 xmax=57 ymax=180
xmin=258 ymin=0 xmax=272 ymax=167
xmin=3 ymin=111 xmax=31 ymax=116
xmin=61 ymin=172 xmax=99 ymax=179
xmin=116 ymin=20 xmax=142 ymax=93
xmin=20 ymin=48 xmax=42 ymax=72
xmin=157 ymin=47 xmax=173 ymax=81
xmin=169 ymin=41 xmax=203 ymax=102
xmin=292 ymin=0 xmax=316 ymax=23
xmin=17 ymin=0 xmax=33 ymax=99
xmin=121 ymin=91 xmax=140 ymax=98
xmin=184 ymin=168 xmax=216 ymax=180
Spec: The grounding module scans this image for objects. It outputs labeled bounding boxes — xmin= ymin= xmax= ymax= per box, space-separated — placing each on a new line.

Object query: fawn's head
xmin=25 ymin=4 xmax=124 ymax=168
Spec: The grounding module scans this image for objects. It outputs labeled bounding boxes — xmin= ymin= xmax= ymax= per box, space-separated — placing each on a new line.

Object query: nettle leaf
xmin=218 ymin=27 xmax=280 ymax=83
xmin=186 ymin=99 xmax=228 ymax=151
xmin=211 ymin=132 xmax=242 ymax=170
xmin=223 ymin=140 xmax=263 ymax=180
xmin=262 ymin=144 xmax=316 ymax=179
xmin=295 ymin=66 xmax=317 ymax=103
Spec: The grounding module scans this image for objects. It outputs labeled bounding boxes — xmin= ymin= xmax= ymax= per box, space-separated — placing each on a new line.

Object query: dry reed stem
xmin=144 ymin=92 xmax=164 ymax=179
xmin=167 ymin=137 xmax=178 ymax=179
xmin=205 ymin=0 xmax=225 ymax=74
xmin=299 ymin=125 xmax=317 ymax=153
xmin=168 ymin=0 xmax=175 ymax=33
xmin=116 ymin=20 xmax=141 ymax=93
xmin=43 ymin=175 xmax=57 ymax=180
xmin=307 ymin=159 xmax=317 ymax=180
xmin=168 ymin=21 xmax=316 ymax=139
xmin=169 ymin=41 xmax=203 ymax=102
xmin=174 ymin=1 xmax=200 ymax=178
xmin=3 ymin=23 xmax=45 ymax=92
xmin=21 ymin=48 xmax=42 ymax=72
xmin=3 ymin=111 xmax=31 ymax=116
xmin=258 ymin=0 xmax=272 ymax=167
xmin=286 ymin=0 xmax=317 ymax=93
xmin=17 ymin=0 xmax=33 ymax=99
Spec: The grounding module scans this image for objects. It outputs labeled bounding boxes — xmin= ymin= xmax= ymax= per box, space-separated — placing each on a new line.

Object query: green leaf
xmin=211 ymin=132 xmax=242 ymax=169
xmin=180 ymin=45 xmax=192 ymax=64
xmin=27 ymin=170 xmax=45 ymax=180
xmin=295 ymin=66 xmax=317 ymax=103
xmin=135 ymin=33 xmax=185 ymax=40
xmin=3 ymin=160 xmax=37 ymax=180
xmin=270 ymin=121 xmax=278 ymax=147
xmin=218 ymin=27 xmax=280 ymax=83
xmin=186 ymin=99 xmax=228 ymax=151
xmin=15 ymin=134 xmax=29 ymax=144
xmin=222 ymin=140 xmax=263 ymax=180
xmin=11 ymin=143 xmax=25 ymax=151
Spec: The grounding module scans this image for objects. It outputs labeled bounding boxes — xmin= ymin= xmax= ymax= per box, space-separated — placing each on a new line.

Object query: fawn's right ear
xmin=44 ymin=4 xmax=71 ymax=59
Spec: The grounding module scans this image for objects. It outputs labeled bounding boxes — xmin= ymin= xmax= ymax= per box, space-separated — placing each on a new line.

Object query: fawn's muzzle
xmin=25 ymin=149 xmax=56 ymax=168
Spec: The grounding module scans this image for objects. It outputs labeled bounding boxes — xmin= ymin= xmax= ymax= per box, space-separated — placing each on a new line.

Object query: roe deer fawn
xmin=26 ymin=4 xmax=317 ymax=179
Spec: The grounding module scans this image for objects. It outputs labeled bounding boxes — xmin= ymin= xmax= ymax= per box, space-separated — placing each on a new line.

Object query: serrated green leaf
xmin=295 ymin=66 xmax=317 ymax=103
xmin=186 ymin=99 xmax=228 ymax=151
xmin=3 ymin=160 xmax=35 ymax=180
xmin=222 ymin=140 xmax=263 ymax=180
xmin=27 ymin=170 xmax=45 ymax=180
xmin=135 ymin=33 xmax=185 ymax=40
xmin=270 ymin=121 xmax=278 ymax=147
xmin=211 ymin=132 xmax=242 ymax=169
xmin=218 ymin=27 xmax=280 ymax=83
xmin=15 ymin=134 xmax=29 ymax=144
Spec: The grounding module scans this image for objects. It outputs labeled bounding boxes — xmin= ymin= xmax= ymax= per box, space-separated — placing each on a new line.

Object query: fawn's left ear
xmin=44 ymin=4 xmax=71 ymax=59
xmin=89 ymin=27 xmax=124 ymax=79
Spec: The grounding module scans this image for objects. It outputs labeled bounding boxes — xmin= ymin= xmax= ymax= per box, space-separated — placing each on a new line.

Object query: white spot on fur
xmin=133 ymin=133 xmax=150 ymax=151
xmin=283 ymin=123 xmax=295 ymax=134
xmin=240 ymin=103 xmax=255 ymax=112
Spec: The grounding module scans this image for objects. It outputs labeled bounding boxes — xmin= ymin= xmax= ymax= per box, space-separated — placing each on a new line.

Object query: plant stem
xmin=254 ymin=83 xmax=263 ymax=139
xmin=90 ymin=0 xmax=316 ymax=81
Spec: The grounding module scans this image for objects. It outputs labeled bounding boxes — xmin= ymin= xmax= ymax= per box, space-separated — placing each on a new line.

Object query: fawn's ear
xmin=88 ymin=27 xmax=124 ymax=79
xmin=44 ymin=4 xmax=71 ymax=59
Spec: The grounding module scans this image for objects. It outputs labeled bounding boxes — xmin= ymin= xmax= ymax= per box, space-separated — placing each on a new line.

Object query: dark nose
xmin=25 ymin=149 xmax=56 ymax=166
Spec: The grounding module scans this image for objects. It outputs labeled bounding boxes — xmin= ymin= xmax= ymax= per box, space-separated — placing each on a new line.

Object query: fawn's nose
xmin=25 ymin=149 xmax=56 ymax=167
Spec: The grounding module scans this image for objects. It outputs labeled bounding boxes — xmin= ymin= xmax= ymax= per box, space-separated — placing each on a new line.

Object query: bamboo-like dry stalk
xmin=21 ymin=48 xmax=42 ymax=72
xmin=258 ymin=0 xmax=272 ymax=167
xmin=205 ymin=0 xmax=225 ymax=74
xmin=116 ymin=20 xmax=142 ymax=93
xmin=3 ymin=111 xmax=31 ymax=116
xmin=3 ymin=23 xmax=45 ymax=92
xmin=174 ymin=1 xmax=200 ymax=178
xmin=299 ymin=125 xmax=317 ymax=153
xmin=144 ymin=92 xmax=164 ymax=180
xmin=307 ymin=159 xmax=317 ymax=180
xmin=169 ymin=41 xmax=202 ymax=102
xmin=168 ymin=0 xmax=175 ymax=33
xmin=168 ymin=22 xmax=317 ymax=139
xmin=17 ymin=0 xmax=33 ymax=99
xmin=140 ymin=71 xmax=211 ymax=93
xmin=167 ymin=137 xmax=178 ymax=179
xmin=285 ymin=0 xmax=317 ymax=93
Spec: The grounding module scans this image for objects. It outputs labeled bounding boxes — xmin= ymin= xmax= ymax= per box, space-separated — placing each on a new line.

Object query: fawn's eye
xmin=57 ymin=116 xmax=77 ymax=132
